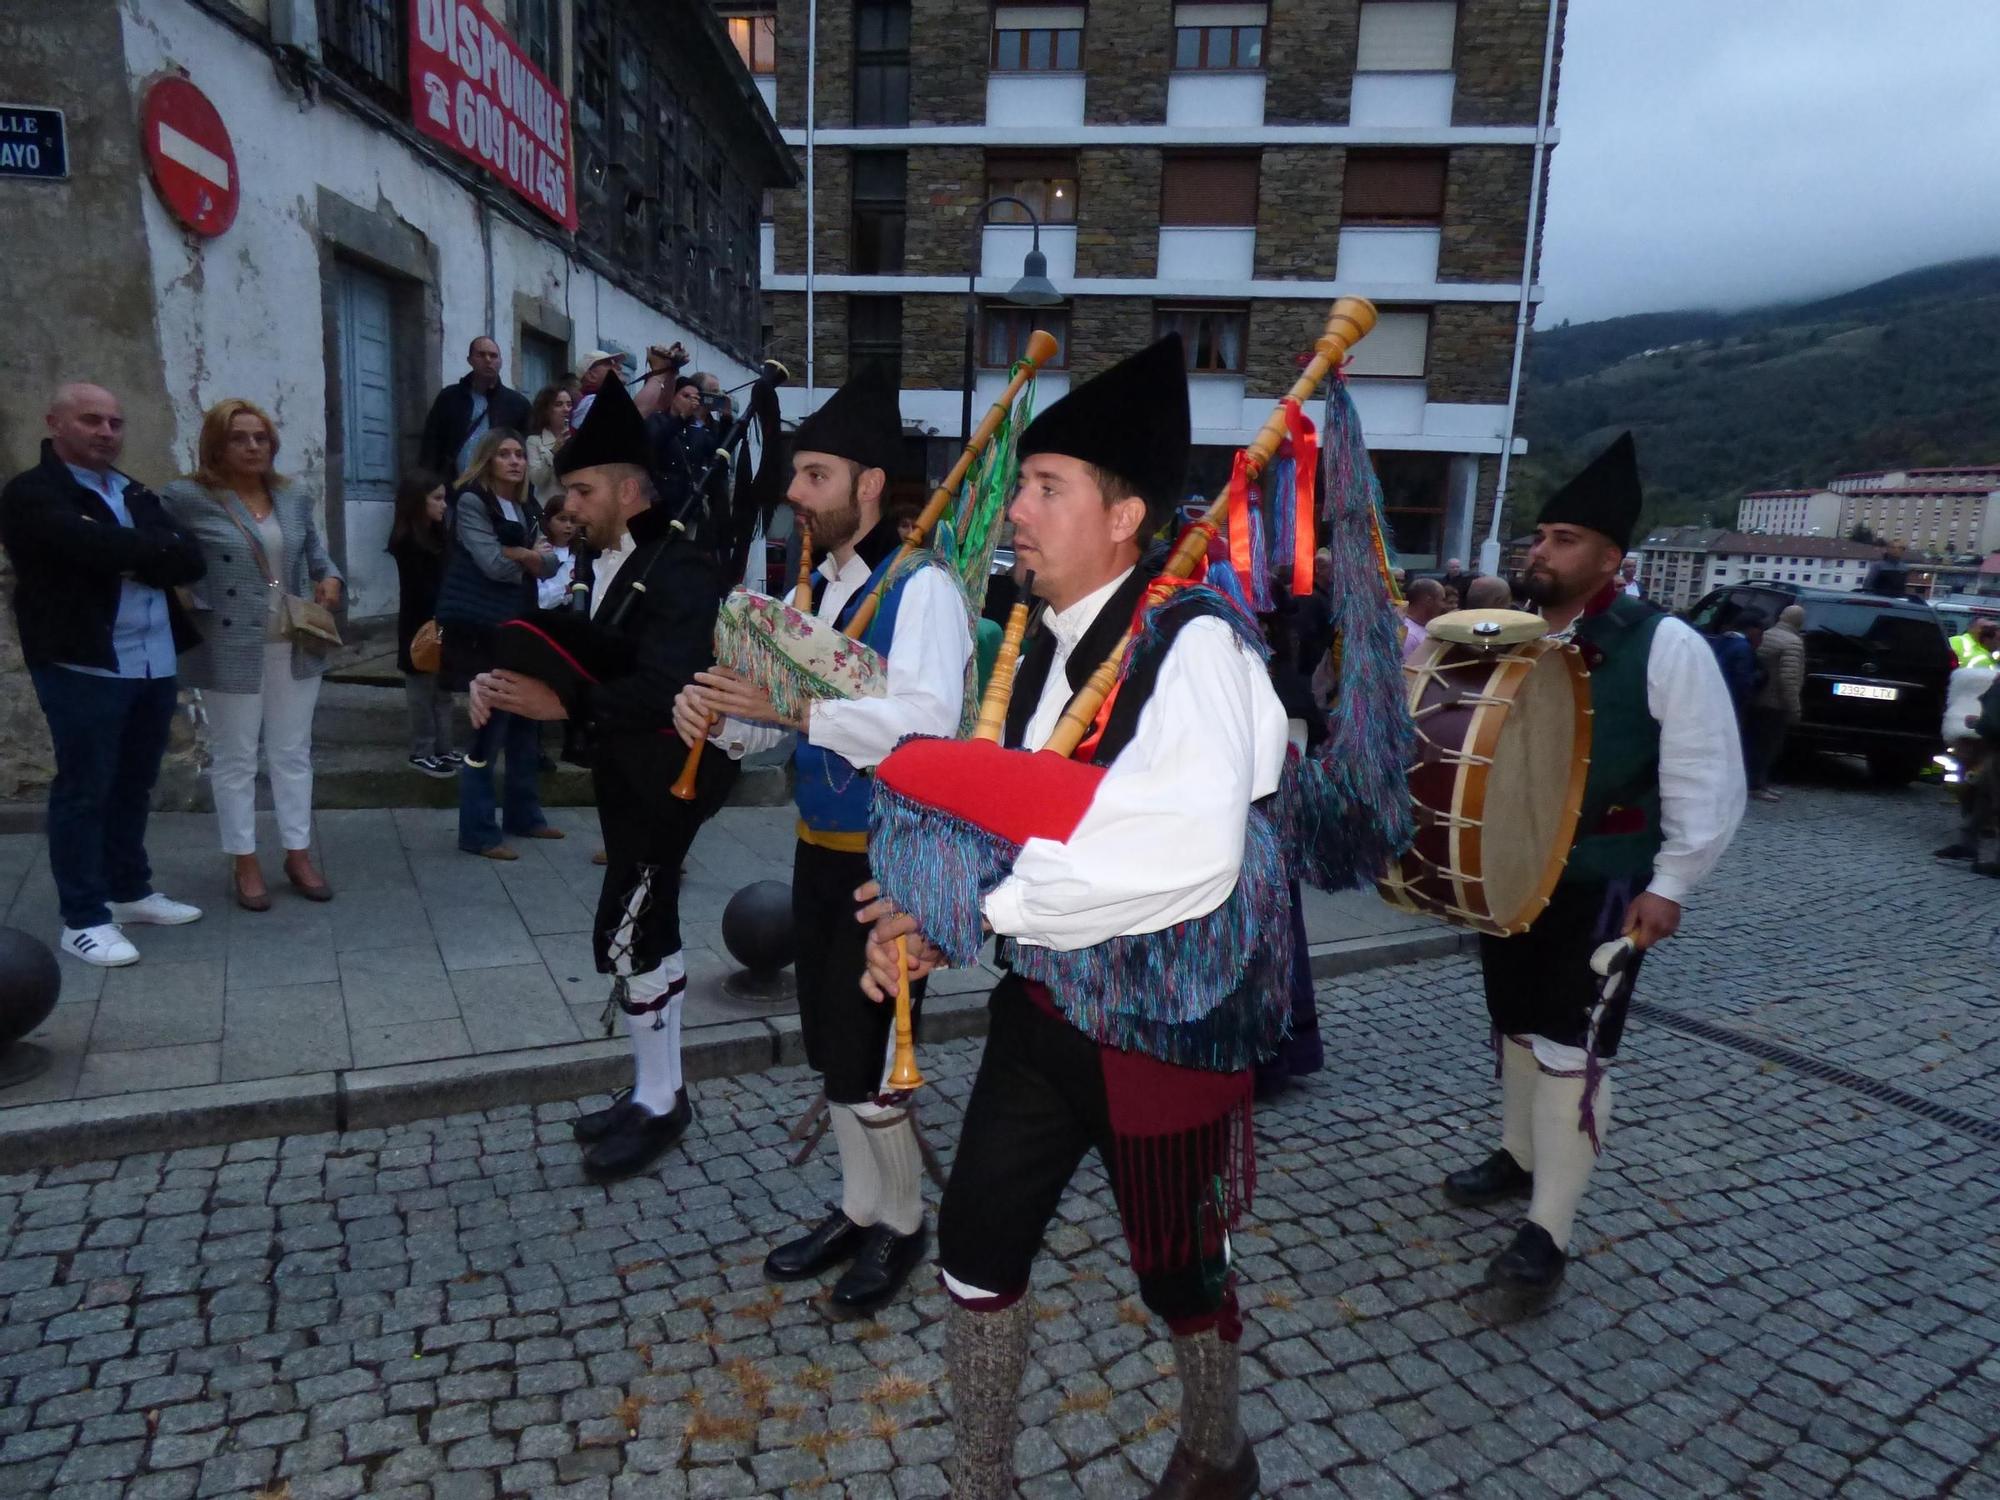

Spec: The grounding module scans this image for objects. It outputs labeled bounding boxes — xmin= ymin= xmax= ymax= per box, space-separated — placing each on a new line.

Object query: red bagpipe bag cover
xmin=865 ymin=586 xmax=1294 ymax=1076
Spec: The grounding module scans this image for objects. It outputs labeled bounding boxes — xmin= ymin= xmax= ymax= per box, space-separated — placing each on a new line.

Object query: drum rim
xmin=1380 ymin=637 xmax=1593 ymax=937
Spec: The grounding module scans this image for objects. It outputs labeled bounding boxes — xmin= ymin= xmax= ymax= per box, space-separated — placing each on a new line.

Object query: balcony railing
xmin=320 ymin=0 xmax=408 ymax=108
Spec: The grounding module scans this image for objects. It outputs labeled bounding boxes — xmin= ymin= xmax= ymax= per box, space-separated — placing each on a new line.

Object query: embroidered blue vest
xmin=793 ymin=549 xmax=924 ymax=834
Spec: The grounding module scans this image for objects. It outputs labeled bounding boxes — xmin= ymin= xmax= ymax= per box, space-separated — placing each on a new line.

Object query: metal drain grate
xmin=1631 ymin=1001 xmax=2000 ymax=1146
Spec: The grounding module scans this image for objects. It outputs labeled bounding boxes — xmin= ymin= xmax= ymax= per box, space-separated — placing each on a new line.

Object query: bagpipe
xmin=668 ymin=330 xmax=1061 ymax=801
xmin=867 ymin=299 xmax=1434 ymax=1086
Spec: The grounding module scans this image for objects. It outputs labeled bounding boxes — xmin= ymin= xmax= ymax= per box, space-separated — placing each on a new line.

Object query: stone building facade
xmin=745 ymin=0 xmax=1565 ymax=566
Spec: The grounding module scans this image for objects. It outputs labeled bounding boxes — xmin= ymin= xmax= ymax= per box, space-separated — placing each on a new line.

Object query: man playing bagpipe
xmin=1443 ymin=434 xmax=1744 ymax=1296
xmin=859 ymin=335 xmax=1290 ymax=1500
xmin=671 ymin=363 xmax=973 ymax=1315
xmin=467 ymin=375 xmax=738 ymax=1181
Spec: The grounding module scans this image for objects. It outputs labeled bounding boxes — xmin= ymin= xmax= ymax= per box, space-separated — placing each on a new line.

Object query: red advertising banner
xmin=409 ymin=0 xmax=575 ymax=231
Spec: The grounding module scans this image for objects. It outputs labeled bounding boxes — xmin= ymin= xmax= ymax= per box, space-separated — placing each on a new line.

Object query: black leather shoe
xmin=571 ymin=1088 xmax=636 ymax=1145
xmin=1486 ymin=1220 xmax=1567 ymax=1295
xmin=1145 ymin=1436 xmax=1260 ymax=1500
xmin=828 ymin=1222 xmax=929 ymax=1316
xmin=764 ymin=1209 xmax=864 ymax=1282
xmin=581 ymin=1090 xmax=692 ymax=1181
xmin=1442 ymin=1148 xmax=1533 ymax=1207
xmin=1934 ymin=842 xmax=1975 ymax=860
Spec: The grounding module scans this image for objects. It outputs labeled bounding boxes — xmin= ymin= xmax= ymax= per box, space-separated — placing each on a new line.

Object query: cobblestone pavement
xmin=1 ymin=778 xmax=1997 ymax=1499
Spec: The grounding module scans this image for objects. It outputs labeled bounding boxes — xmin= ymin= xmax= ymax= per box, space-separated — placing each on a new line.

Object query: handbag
xmin=215 ymin=493 xmax=344 ymax=653
xmin=410 ymin=619 xmax=443 ymax=674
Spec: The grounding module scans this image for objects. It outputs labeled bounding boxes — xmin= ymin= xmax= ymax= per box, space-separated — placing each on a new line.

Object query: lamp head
xmin=1006 ymin=247 xmax=1063 ymax=307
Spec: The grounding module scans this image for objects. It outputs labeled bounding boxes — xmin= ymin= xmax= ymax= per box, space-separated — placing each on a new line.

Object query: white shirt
xmin=537 ymin=544 xmax=576 ymax=611
xmin=982 ymin=573 xmax=1290 ymax=951
xmin=713 ymin=546 xmax=971 ymax=768
xmin=1549 ymin=612 xmax=1744 ymax=906
xmin=589 ymin=530 xmax=637 ymax=618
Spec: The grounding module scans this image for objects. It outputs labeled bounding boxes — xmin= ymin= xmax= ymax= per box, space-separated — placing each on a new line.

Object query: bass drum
xmin=1378 ymin=633 xmax=1592 ymax=936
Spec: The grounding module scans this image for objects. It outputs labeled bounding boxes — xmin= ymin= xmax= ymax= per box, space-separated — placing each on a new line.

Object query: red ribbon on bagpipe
xmin=1281 ymin=397 xmax=1317 ymax=597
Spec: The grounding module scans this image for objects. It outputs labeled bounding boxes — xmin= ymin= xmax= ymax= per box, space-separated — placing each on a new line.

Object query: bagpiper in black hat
xmin=554 ymin=365 xmax=652 ymax=476
xmin=1535 ymin=432 xmax=1642 ymax=553
xmin=791 ymin=359 xmax=903 ymax=477
xmin=1018 ymin=333 xmax=1191 ymax=531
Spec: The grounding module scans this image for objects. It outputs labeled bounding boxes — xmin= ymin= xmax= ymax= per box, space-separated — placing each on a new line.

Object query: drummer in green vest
xmin=1441 ymin=433 xmax=1747 ymax=1298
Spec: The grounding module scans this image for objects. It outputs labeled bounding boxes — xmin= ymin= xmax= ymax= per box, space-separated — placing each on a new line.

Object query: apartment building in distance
xmin=721 ymin=0 xmax=1565 ymax=569
xmin=1739 ymin=465 xmax=2000 ymax=560
xmin=1638 ymin=527 xmax=1884 ymax=613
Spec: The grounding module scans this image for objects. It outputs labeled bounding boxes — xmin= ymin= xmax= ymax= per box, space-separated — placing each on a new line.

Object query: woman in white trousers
xmin=162 ymin=400 xmax=342 ymax=910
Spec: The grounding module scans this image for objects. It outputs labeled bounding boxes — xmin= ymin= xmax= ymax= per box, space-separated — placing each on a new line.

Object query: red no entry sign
xmin=140 ymin=76 xmax=238 ymax=237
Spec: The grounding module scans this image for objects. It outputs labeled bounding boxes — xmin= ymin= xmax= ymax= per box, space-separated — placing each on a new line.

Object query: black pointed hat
xmin=554 ymin=372 xmax=650 ymax=477
xmin=1018 ymin=334 xmax=1190 ymax=526
xmin=792 ymin=360 xmax=903 ymax=475
xmin=1535 ymin=432 xmax=1642 ymax=552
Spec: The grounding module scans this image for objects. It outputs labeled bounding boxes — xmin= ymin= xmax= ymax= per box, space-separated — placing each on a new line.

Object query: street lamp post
xmin=960 ymin=195 xmax=1063 ymax=443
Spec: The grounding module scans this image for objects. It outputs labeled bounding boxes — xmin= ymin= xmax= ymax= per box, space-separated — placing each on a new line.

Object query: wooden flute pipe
xmin=841 ymin=328 xmax=1060 ymax=642
xmin=1041 ymin=297 xmax=1378 ymax=759
xmin=970 ymin=577 xmax=1036 ymax=743
xmin=885 ymin=935 xmax=924 ymax=1091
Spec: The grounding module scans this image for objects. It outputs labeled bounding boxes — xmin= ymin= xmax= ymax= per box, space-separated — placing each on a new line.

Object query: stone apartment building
xmin=1638 ymin=527 xmax=1885 ymax=613
xmin=724 ymin=0 xmax=1565 ymax=569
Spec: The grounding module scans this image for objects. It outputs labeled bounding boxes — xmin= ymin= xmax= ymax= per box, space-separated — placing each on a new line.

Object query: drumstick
xmin=670 ymin=530 xmax=817 ymax=802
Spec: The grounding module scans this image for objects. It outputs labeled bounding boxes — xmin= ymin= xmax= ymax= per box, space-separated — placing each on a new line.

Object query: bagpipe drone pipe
xmin=866 ymin=298 xmax=1423 ymax=1071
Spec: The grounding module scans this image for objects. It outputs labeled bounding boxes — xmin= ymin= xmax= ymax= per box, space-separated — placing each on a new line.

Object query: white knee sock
xmin=1500 ymin=1036 xmax=1539 ymax=1171
xmin=830 ymin=1103 xmax=881 ymax=1228
xmin=1526 ymin=1071 xmax=1612 ymax=1251
xmin=856 ymin=1103 xmax=923 ymax=1236
xmin=621 ymin=955 xmax=686 ymax=1115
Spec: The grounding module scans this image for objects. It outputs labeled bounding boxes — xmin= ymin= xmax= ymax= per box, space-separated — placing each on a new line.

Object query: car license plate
xmin=1832 ymin=682 xmax=1899 ymax=701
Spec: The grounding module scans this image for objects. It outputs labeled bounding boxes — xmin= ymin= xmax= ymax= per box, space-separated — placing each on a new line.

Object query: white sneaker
xmin=60 ymin=925 xmax=140 ymax=967
xmin=107 ymin=893 xmax=204 ymax=926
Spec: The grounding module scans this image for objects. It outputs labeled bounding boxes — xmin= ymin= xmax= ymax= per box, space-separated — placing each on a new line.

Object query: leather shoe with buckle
xmin=1145 ymin=1436 xmax=1259 ymax=1500
xmin=1486 ymin=1220 xmax=1567 ymax=1296
xmin=572 ymin=1087 xmax=637 ymax=1145
xmin=581 ymin=1089 xmax=692 ymax=1181
xmin=828 ymin=1222 xmax=928 ymax=1316
xmin=1442 ymin=1148 xmax=1533 ymax=1207
xmin=764 ymin=1209 xmax=864 ymax=1282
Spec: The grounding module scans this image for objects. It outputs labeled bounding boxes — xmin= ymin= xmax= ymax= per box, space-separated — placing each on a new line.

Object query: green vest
xmin=1565 ymin=594 xmax=1666 ymax=886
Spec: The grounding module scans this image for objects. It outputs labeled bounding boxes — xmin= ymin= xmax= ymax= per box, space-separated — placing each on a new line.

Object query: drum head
xmin=1476 ymin=647 xmax=1588 ymax=929
xmin=1426 ymin=608 xmax=1546 ymax=648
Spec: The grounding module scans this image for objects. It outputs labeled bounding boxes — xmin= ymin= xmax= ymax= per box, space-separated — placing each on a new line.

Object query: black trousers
xmin=938 ymin=976 xmax=1225 ymax=1325
xmin=590 ymin=737 xmax=730 ymax=974
xmin=793 ymin=838 xmax=925 ymax=1104
xmin=1479 ymin=879 xmax=1645 ymax=1056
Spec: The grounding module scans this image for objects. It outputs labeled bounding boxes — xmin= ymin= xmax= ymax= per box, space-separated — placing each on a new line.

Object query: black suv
xmin=1684 ymin=583 xmax=1955 ymax=783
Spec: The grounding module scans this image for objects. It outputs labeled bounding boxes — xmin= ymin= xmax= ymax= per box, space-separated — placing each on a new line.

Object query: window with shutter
xmin=1341 ymin=150 xmax=1448 ymax=223
xmin=1342 ymin=308 xmax=1430 ymax=379
xmin=1172 ymin=3 xmax=1267 ymax=70
xmin=1160 ymin=154 xmax=1260 ymax=227
xmin=1355 ymin=1 xmax=1457 ymax=71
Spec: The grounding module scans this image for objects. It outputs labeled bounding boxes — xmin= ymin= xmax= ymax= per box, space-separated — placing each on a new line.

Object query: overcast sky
xmin=1536 ymin=1 xmax=2000 ymax=326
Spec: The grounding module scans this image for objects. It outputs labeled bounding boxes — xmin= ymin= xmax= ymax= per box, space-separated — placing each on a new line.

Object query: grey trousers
xmin=403 ymin=672 xmax=455 ymax=758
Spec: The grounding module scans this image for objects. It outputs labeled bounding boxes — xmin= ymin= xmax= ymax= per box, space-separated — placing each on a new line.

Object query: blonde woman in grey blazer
xmin=161 ymin=400 xmax=342 ymax=911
